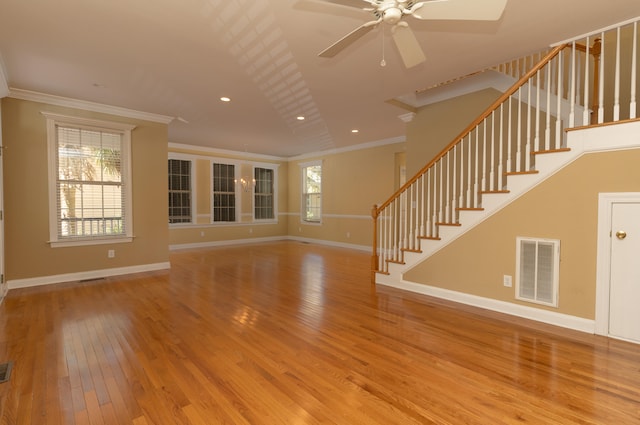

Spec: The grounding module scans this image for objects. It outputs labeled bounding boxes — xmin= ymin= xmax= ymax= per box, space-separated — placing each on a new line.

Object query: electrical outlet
xmin=108 ymin=249 xmax=115 ymax=258
xmin=503 ymin=275 xmax=512 ymax=287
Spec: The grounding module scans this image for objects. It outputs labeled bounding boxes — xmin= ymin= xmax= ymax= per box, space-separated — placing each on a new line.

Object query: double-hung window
xmin=301 ymin=161 xmax=322 ymax=223
xmin=212 ymin=162 xmax=237 ymax=222
xmin=254 ymin=167 xmax=275 ymax=220
xmin=44 ymin=112 xmax=135 ymax=246
xmin=168 ymin=158 xmax=193 ymax=224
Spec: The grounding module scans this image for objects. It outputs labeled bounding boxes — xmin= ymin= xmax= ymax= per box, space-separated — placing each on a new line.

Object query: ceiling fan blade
xmin=315 ymin=0 xmax=375 ymax=9
xmin=318 ymin=20 xmax=379 ymax=58
xmin=412 ymin=0 xmax=507 ymax=21
xmin=391 ymin=24 xmax=426 ymax=68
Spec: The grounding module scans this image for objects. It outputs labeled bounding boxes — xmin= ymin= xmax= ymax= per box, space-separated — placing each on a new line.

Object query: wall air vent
xmin=515 ymin=237 xmax=560 ymax=307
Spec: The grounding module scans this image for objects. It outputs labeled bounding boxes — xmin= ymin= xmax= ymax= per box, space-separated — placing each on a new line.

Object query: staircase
xmin=372 ymin=17 xmax=640 ymax=284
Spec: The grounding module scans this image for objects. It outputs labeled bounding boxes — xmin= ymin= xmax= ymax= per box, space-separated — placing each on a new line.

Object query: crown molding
xmin=8 ymin=88 xmax=174 ymax=124
xmin=288 ymin=135 xmax=406 ymax=162
xmin=169 ymin=142 xmax=287 ymax=162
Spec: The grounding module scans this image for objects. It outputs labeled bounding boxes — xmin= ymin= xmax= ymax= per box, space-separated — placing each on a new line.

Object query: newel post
xmin=371 ymin=204 xmax=379 ymax=284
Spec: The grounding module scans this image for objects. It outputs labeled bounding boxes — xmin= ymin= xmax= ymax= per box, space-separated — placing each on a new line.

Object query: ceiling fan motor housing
xmin=382 ymin=7 xmax=403 ymax=24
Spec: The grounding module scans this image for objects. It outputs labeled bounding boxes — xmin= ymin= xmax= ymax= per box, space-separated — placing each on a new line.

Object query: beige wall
xmin=404 ymin=147 xmax=640 ymax=320
xmin=2 ymin=97 xmax=169 ymax=281
xmin=168 ymin=145 xmax=289 ymax=246
xmin=406 ymin=88 xmax=501 ymax=176
xmin=287 ymin=142 xmax=405 ymax=248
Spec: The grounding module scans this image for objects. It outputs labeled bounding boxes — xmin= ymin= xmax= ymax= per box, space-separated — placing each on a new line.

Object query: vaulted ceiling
xmin=1 ymin=0 xmax=639 ymax=157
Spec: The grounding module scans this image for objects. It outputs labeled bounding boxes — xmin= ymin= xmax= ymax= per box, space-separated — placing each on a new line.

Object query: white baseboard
xmin=170 ymin=236 xmax=370 ymax=253
xmin=377 ymin=277 xmax=596 ymax=334
xmin=286 ymin=236 xmax=370 ymax=252
xmin=169 ymin=236 xmax=285 ymax=251
xmin=8 ymin=262 xmax=171 ymax=290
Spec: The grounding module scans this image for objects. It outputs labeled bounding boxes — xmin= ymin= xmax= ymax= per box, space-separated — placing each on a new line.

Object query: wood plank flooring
xmin=0 ymin=241 xmax=638 ymax=424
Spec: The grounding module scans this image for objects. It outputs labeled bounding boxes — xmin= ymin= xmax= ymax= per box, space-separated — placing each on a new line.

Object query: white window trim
xmin=43 ymin=112 xmax=135 ymax=248
xmin=515 ymin=236 xmax=560 ymax=307
xmin=252 ymin=163 xmax=278 ymax=223
xmin=210 ymin=159 xmax=240 ymax=224
xmin=168 ymin=154 xmax=196 ymax=227
xmin=300 ymin=160 xmax=322 ymax=224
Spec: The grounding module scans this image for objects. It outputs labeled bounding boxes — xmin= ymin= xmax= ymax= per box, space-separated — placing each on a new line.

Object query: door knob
xmin=616 ymin=230 xmax=627 ymax=240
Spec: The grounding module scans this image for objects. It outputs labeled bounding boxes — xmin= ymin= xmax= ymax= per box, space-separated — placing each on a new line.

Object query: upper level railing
xmin=371 ymin=17 xmax=639 ymax=278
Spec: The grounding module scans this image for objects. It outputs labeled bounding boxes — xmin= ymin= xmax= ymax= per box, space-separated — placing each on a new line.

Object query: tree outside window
xmin=302 ymin=164 xmax=321 ymax=222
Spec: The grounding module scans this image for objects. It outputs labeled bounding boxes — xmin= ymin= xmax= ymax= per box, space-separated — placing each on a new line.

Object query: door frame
xmin=0 ymin=100 xmax=5 ymax=299
xmin=595 ymin=192 xmax=640 ymax=336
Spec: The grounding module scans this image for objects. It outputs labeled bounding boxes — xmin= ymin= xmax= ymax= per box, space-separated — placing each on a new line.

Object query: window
xmin=212 ymin=162 xmax=237 ymax=222
xmin=302 ymin=162 xmax=322 ymax=223
xmin=254 ymin=167 xmax=274 ymax=220
xmin=516 ymin=237 xmax=560 ymax=307
xmin=168 ymin=159 xmax=193 ymax=224
xmin=44 ymin=112 xmax=134 ymax=247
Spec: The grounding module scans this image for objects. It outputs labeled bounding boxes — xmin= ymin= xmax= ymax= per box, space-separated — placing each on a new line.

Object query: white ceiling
xmin=1 ymin=0 xmax=639 ymax=157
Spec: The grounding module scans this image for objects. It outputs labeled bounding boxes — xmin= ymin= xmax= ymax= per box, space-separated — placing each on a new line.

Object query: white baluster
xmin=490 ymin=112 xmax=495 ymax=191
xmin=517 ymin=87 xmax=522 ymax=172
xmin=598 ymin=31 xmax=605 ymax=123
xmin=408 ymin=185 xmax=414 ymax=250
xmin=507 ymin=97 xmax=513 ymax=173
xmin=474 ymin=128 xmax=479 ymax=207
xmin=498 ymin=104 xmax=504 ymax=190
xmin=419 ymin=174 xmax=425 ymax=238
xmin=535 ymin=70 xmax=541 ymax=152
xmin=445 ymin=152 xmax=451 ymax=222
xmin=526 ymin=80 xmax=532 ymax=170
xmin=546 ymin=59 xmax=552 ymax=150
xmin=569 ymin=42 xmax=577 ymax=128
xmin=614 ymin=27 xmax=621 ymax=121
xmin=466 ymin=134 xmax=472 ymax=208
xmin=482 ymin=119 xmax=488 ymax=191
xmin=632 ymin=22 xmax=638 ymax=119
xmin=583 ymin=36 xmax=591 ymax=126
xmin=459 ymin=139 xmax=465 ymax=209
xmin=438 ymin=159 xmax=444 ymax=224
xmin=426 ymin=169 xmax=432 ymax=237
xmin=452 ymin=146 xmax=458 ymax=219
xmin=556 ymin=53 xmax=564 ymax=147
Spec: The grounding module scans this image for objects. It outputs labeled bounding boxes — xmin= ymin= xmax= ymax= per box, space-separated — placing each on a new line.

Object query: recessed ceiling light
xmin=296 ymin=116 xmax=305 ymax=121
xmin=351 ymin=129 xmax=359 ymax=133
xmin=220 ymin=97 xmax=231 ymax=102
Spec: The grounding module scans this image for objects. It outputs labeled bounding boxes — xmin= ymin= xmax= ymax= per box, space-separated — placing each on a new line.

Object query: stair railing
xmin=371 ymin=17 xmax=640 ymax=280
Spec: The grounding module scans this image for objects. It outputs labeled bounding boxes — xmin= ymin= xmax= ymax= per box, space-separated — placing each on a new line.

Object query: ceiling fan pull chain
xmin=380 ymin=25 xmax=387 ymax=67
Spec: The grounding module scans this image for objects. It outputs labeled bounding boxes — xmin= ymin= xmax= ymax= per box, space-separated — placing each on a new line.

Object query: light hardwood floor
xmin=0 ymin=241 xmax=638 ymax=424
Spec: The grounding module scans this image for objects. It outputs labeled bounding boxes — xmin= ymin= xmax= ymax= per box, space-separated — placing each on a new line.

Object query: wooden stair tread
xmin=479 ymin=190 xmax=510 ymax=194
xmin=505 ymin=170 xmax=539 ymax=176
xmin=436 ymin=222 xmax=462 ymax=227
xmin=532 ymin=147 xmax=571 ymax=155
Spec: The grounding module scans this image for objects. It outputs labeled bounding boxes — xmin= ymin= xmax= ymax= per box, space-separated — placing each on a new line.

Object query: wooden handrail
xmin=372 ymin=43 xmax=568 ymax=219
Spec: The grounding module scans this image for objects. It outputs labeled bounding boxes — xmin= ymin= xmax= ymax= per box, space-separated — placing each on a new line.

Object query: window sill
xmin=49 ymin=236 xmax=133 ymax=248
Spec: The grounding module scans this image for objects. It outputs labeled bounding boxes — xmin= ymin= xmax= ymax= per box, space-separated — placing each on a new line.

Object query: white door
xmin=608 ymin=202 xmax=640 ymax=342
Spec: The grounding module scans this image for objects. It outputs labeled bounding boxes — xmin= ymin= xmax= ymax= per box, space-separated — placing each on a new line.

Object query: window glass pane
xmin=213 ymin=163 xmax=236 ymax=222
xmin=168 ymin=159 xmax=192 ymax=224
xmin=254 ymin=167 xmax=274 ymax=220
xmin=56 ymin=125 xmax=125 ymax=238
xmin=303 ymin=165 xmax=321 ymax=222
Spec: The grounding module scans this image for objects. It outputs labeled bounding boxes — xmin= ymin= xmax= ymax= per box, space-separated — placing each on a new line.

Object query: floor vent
xmin=0 ymin=362 xmax=13 ymax=383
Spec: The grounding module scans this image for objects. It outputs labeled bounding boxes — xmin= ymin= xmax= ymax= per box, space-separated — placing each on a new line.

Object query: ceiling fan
xmin=317 ymin=0 xmax=508 ymax=68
